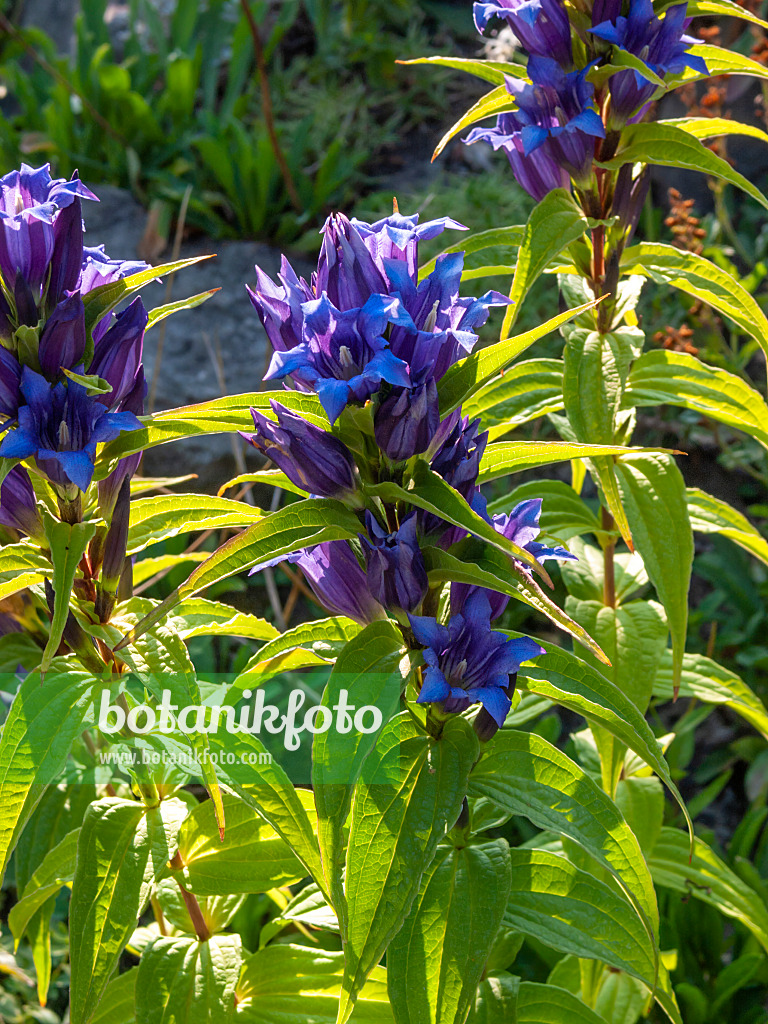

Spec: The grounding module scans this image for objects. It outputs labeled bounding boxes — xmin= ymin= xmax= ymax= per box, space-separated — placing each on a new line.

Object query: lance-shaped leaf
xmin=462 ymin=358 xmax=564 ymax=439
xmin=90 ymin=969 xmax=136 ymax=1024
xmin=0 ymin=659 xmax=97 ymax=884
xmin=97 ymin=389 xmax=326 ymax=465
xmin=433 ymin=85 xmax=518 ymax=158
xmin=624 ymin=349 xmax=768 ymax=448
xmin=40 ymin=515 xmax=98 ymax=675
xmin=501 ymin=190 xmax=590 ymax=336
xmin=515 ymin=636 xmax=690 ymax=834
xmin=127 ymin=493 xmax=262 ymax=553
xmin=600 ymin=122 xmax=768 ymax=212
xmin=397 ymin=55 xmax=525 ymax=86
xmin=682 ymin=0 xmax=768 ymax=29
xmin=236 ymin=944 xmax=394 ymax=1023
xmin=135 ymin=933 xmax=243 ymax=1024
xmin=615 ymin=455 xmax=693 ymax=694
xmin=81 ymin=255 xmax=213 ymax=333
xmin=113 ymin=499 xmax=362 ymax=651
xmin=0 ymin=542 xmax=52 ymax=601
xmin=312 ymin=620 xmax=409 ymax=937
xmin=680 ymin=42 xmax=768 ymax=83
xmin=686 ymin=487 xmax=768 ymax=566
xmin=423 ymin=545 xmax=608 ymax=663
xmin=145 ymin=288 xmax=219 ymax=329
xmin=478 ymin=440 xmax=642 ymax=482
xmin=620 ymin=242 xmax=768 ymax=369
xmin=439 ymin=301 xmax=597 ymax=417
xmin=650 ymin=828 xmax=768 ymax=954
xmin=388 ymin=839 xmax=512 ymax=1024
xmin=468 ymin=730 xmax=659 ymax=937
xmin=470 ymin=977 xmax=609 ymax=1024
xmin=660 ymin=115 xmax=768 ymax=145
xmin=339 ymin=715 xmax=479 ymax=1024
xmin=172 ymin=791 xmax=305 ymax=896
xmin=9 ymin=827 xmax=79 ymax=944
xmin=654 ymin=650 xmax=768 ymax=741
xmin=171 ymin=597 xmax=277 ymax=642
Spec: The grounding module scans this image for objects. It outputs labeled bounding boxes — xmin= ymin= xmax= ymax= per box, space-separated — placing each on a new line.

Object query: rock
xmin=82 ymin=185 xmax=310 ymax=491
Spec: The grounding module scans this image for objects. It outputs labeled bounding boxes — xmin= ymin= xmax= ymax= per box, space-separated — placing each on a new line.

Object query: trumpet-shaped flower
xmin=360 ymin=512 xmax=428 ymax=614
xmin=294 ymin=541 xmax=386 ymax=624
xmin=474 ymin=0 xmax=573 ymax=69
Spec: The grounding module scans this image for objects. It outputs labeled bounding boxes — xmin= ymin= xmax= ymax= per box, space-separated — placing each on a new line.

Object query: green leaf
xmin=312 ymin=620 xmax=409 ymax=936
xmin=41 ymin=516 xmax=98 ymax=675
xmin=468 ymin=730 xmax=659 ymax=938
xmin=339 ymin=715 xmax=479 ymax=1024
xmin=89 ymin=968 xmax=137 ymax=1024
xmin=367 ymin=466 xmax=546 ymax=578
xmin=236 ymin=944 xmax=394 ymax=1023
xmin=433 ymin=85 xmax=518 ymax=159
xmin=515 ymin=636 xmax=689 ymax=833
xmin=8 ymin=827 xmax=79 ymax=944
xmin=503 ymin=848 xmax=657 ymax=984
xmin=172 ymin=791 xmax=305 ymax=896
xmin=654 ymin=650 xmax=768 ymax=741
xmin=171 ymin=597 xmax=278 ymax=642
xmin=205 ymin=728 xmax=328 ymax=903
xmin=682 ymin=0 xmax=768 ymax=30
xmin=616 ymin=777 xmax=665 ymax=858
xmin=462 ymin=358 xmax=565 ymax=439
xmin=132 ymin=552 xmax=209 ymax=586
xmin=487 ymin=479 xmax=601 ymax=539
xmin=0 ymin=659 xmax=97 ymax=883
xmin=388 ymin=839 xmax=512 ymax=1024
xmin=601 ymin=122 xmax=768 ymax=211
xmin=615 ymin=455 xmax=693 ymax=694
xmin=660 ymin=115 xmax=768 ymax=145
xmin=501 ymin=190 xmax=590 ymax=335
xmin=439 ymin=303 xmax=597 ymax=418
xmin=620 ymin=242 xmax=768 ymax=363
xmin=69 ymin=798 xmax=151 ymax=1024
xmin=397 ymin=55 xmax=526 ymax=86
xmin=477 ymin=440 xmax=642 ymax=482
xmin=513 ymin=980 xmax=610 ymax=1024
xmin=61 ymin=367 xmax=113 ymax=395
xmin=146 ymin=288 xmax=219 ymax=329
xmin=563 ymin=328 xmax=640 ymax=444
xmin=650 ymin=828 xmax=768 ymax=954
xmin=423 ymin=544 xmax=609 ymax=664
xmin=97 ymin=389 xmax=327 ymax=465
xmin=686 ymin=487 xmax=768 ymax=566
xmin=217 ymin=468 xmax=305 ymax=499
xmin=82 ymin=255 xmax=213 ymax=334
xmin=135 ymin=932 xmax=242 ymax=1024
xmin=624 ymin=349 xmax=768 ymax=449
xmin=683 ymin=42 xmax=768 ymax=83
xmin=127 ymin=493 xmax=261 ymax=553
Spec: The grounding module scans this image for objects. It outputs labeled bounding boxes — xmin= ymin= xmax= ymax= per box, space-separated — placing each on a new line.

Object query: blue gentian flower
xmin=293 ymin=541 xmax=387 ymax=624
xmin=374 ymin=377 xmax=441 ymax=462
xmin=360 ymin=511 xmax=429 ymax=614
xmin=466 ymin=58 xmax=605 ymax=193
xmin=88 ymin=297 xmax=148 ymax=407
xmin=590 ymin=0 xmax=708 ymax=125
xmin=242 ymin=399 xmax=360 ymax=500
xmin=0 ymin=367 xmax=142 ymax=493
xmin=421 ymin=415 xmax=489 ymax=545
xmin=474 ymin=0 xmax=573 ymax=69
xmin=0 ymin=163 xmax=96 ymax=298
xmin=38 ymin=293 xmax=86 ymax=380
xmin=451 ymin=498 xmax=576 ymax=619
xmin=410 ymin=590 xmax=545 ymax=726
xmin=264 ymin=293 xmax=412 ymax=424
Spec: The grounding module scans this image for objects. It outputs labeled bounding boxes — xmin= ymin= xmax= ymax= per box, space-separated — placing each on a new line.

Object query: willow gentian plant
xmin=1 ymin=0 xmax=768 ymax=1019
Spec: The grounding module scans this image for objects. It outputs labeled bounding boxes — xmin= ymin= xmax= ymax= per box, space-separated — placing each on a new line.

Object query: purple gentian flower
xmin=474 ymin=0 xmax=573 ymax=69
xmin=590 ymin=0 xmax=708 ymax=125
xmin=0 ymin=464 xmax=43 ymax=539
xmin=242 ymin=400 xmax=359 ymax=500
xmin=293 ymin=541 xmax=387 ymax=624
xmin=360 ymin=511 xmax=428 ymax=614
xmin=0 ymin=366 xmax=142 ymax=493
xmin=374 ymin=377 xmax=441 ymax=462
xmin=77 ymin=245 xmax=150 ymax=344
xmin=451 ymin=498 xmax=576 ymax=620
xmin=97 ymin=367 xmax=146 ymax=516
xmin=38 ymin=293 xmax=86 ymax=380
xmin=264 ymin=293 xmax=412 ymax=424
xmin=0 ymin=163 xmax=96 ymax=298
xmin=88 ymin=297 xmax=148 ymax=407
xmin=0 ymin=346 xmax=22 ymax=422
xmin=410 ymin=590 xmax=545 ymax=727
xmin=466 ymin=58 xmax=605 ymax=192
xmin=349 ymin=210 xmax=467 ymax=284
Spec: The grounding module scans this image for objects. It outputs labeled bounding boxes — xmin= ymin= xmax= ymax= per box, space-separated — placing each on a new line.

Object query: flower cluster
xmin=0 ymin=164 xmax=147 ymax=513
xmin=244 ymin=211 xmax=574 ymax=732
xmin=467 ymin=0 xmax=706 ymax=198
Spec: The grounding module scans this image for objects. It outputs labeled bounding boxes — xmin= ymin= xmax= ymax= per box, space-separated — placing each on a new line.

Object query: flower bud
xmin=47 ymin=197 xmax=84 ymax=311
xmin=88 ymin=298 xmax=147 ymax=407
xmin=95 ymin=476 xmax=131 ymax=622
xmin=374 ymin=378 xmax=440 ymax=462
xmin=38 ymin=293 xmax=86 ymax=379
xmin=242 ymin=400 xmax=359 ymax=500
xmin=0 ymin=346 xmax=21 ymax=421
xmin=361 ymin=511 xmax=428 ymax=614
xmin=0 ymin=464 xmax=44 ymax=540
